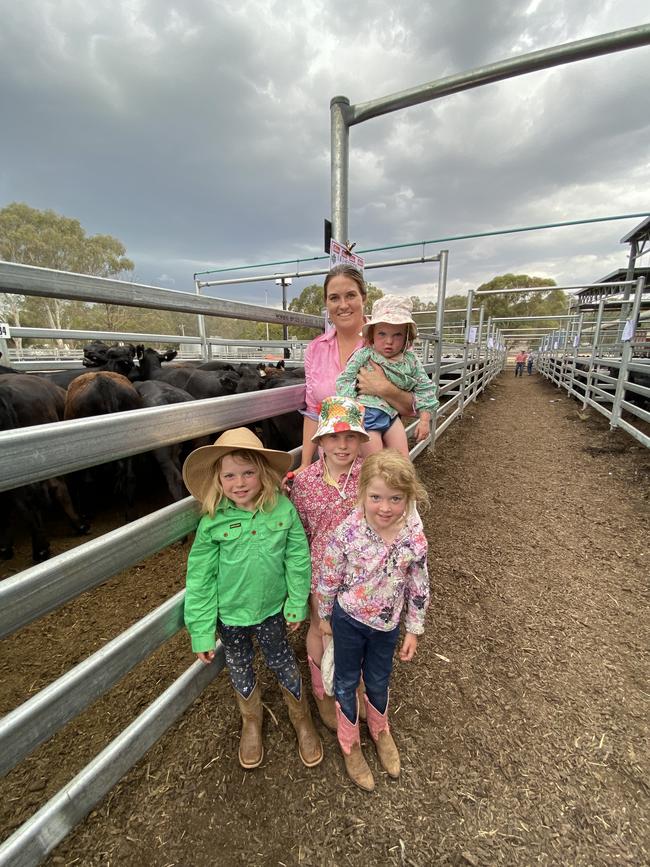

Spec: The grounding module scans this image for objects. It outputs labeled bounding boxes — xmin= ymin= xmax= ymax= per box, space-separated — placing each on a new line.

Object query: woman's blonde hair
xmin=201 ymin=449 xmax=281 ymax=517
xmin=358 ymin=449 xmax=429 ymax=513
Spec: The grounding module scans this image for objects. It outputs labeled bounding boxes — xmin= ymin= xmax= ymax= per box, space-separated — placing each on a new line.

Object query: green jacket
xmin=184 ymin=495 xmax=311 ymax=652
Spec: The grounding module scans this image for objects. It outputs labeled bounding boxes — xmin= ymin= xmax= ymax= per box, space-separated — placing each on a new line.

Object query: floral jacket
xmin=317 ymin=507 xmax=430 ymax=634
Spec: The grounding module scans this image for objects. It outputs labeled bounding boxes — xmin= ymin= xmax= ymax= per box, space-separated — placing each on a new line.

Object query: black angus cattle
xmin=195 ymin=359 xmax=237 ymax=372
xmin=133 ymin=380 xmax=201 ymax=501
xmin=138 ymin=347 xmax=239 ymax=399
xmin=0 ymin=374 xmax=89 ymax=562
xmin=40 ymin=343 xmax=138 ymax=389
xmin=64 ymin=372 xmax=144 ymax=519
xmin=256 ymin=373 xmax=305 ymax=451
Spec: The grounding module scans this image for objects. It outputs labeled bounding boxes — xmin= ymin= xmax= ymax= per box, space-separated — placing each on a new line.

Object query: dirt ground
xmin=1 ymin=372 xmax=649 ymax=866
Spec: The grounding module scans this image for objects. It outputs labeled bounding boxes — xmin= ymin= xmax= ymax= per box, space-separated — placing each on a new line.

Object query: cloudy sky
xmin=1 ymin=0 xmax=649 ymax=309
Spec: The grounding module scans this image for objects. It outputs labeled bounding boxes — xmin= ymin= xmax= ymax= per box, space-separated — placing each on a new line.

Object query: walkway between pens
xmin=39 ymin=373 xmax=650 ymax=865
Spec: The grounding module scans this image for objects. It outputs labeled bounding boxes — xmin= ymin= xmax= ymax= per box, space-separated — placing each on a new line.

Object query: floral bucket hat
xmin=362 ymin=294 xmax=418 ymax=342
xmin=312 ymin=395 xmax=370 ymax=442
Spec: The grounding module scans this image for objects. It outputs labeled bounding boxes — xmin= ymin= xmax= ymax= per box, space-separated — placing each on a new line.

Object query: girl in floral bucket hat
xmin=336 ymin=294 xmax=438 ymax=456
xmin=290 ymin=396 xmax=369 ymax=730
xmin=182 ymin=427 xmax=322 ymax=770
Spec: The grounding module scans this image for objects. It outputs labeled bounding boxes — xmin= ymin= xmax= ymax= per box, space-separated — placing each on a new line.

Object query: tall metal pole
xmin=330 ymin=96 xmax=351 ymax=244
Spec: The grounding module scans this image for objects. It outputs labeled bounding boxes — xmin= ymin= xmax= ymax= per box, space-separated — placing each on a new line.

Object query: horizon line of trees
xmin=1 ymin=203 xmax=569 ymax=350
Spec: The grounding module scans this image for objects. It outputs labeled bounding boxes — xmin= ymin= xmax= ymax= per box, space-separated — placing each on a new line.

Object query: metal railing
xmin=0 ymin=256 xmax=507 ymax=864
xmin=535 ymin=278 xmax=649 ymax=448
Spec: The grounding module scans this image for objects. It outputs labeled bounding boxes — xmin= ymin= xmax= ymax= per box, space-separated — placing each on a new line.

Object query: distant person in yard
xmin=515 ymin=350 xmax=527 ymax=377
xmin=527 ymin=352 xmax=534 ymax=375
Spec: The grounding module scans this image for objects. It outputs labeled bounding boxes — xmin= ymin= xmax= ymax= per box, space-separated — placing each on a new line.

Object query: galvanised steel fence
xmin=0 ymin=259 xmax=504 ymax=864
xmin=536 ymin=277 xmax=649 ymax=448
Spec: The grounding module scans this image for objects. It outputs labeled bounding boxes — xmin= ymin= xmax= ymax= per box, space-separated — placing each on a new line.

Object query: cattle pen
xmin=2 ymin=21 xmax=650 ymax=865
xmin=0 ymin=253 xmax=508 ymax=864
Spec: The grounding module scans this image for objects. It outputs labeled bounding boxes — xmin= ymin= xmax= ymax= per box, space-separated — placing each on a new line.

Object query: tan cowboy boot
xmin=234 ymin=684 xmax=264 ymax=769
xmin=281 ymin=683 xmax=324 ymax=767
xmin=335 ymin=702 xmax=374 ymax=792
xmin=364 ymin=693 xmax=400 ymax=779
xmin=357 ymin=681 xmax=367 ymax=720
xmin=307 ymin=655 xmax=337 ymax=731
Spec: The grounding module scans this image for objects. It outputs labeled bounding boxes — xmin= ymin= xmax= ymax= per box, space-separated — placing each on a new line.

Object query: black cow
xmin=0 ymin=375 xmax=89 ymax=562
xmin=138 ymin=348 xmax=239 ymax=399
xmin=64 ymin=372 xmax=144 ymax=519
xmin=39 ymin=343 xmax=138 ymax=389
xmin=257 ymin=374 xmax=305 ymax=451
xmin=133 ymin=380 xmax=199 ymax=501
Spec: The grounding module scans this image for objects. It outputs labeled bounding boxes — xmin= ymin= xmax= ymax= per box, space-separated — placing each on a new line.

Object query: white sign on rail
xmin=621 ymin=319 xmax=635 ymax=342
xmin=0 ymin=323 xmax=11 ymax=338
xmin=329 ymin=240 xmax=365 ymax=273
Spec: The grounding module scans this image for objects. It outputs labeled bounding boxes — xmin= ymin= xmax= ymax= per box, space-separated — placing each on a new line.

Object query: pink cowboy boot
xmin=364 ymin=693 xmax=400 ymax=779
xmin=336 ymin=701 xmax=374 ymax=792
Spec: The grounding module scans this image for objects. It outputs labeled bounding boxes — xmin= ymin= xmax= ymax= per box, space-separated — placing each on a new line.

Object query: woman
xmin=295 ymin=264 xmax=415 ymax=473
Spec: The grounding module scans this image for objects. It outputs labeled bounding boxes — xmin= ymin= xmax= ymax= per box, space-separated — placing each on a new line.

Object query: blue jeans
xmin=331 ymin=599 xmax=400 ymax=723
xmin=218 ymin=612 xmax=301 ymax=699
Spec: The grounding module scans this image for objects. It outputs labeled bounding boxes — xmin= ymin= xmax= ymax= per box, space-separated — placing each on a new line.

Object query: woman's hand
xmin=357 ymin=361 xmax=416 ymax=417
xmin=356 ymin=360 xmax=391 ymax=398
xmin=399 ymin=633 xmax=418 ymax=661
xmin=319 ymin=618 xmax=332 ymax=636
xmin=196 ymin=650 xmax=216 ymax=664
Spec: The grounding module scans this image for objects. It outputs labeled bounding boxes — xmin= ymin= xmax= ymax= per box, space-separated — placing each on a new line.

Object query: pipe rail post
xmin=610 ymin=276 xmax=646 ymax=428
xmin=583 ymin=299 xmax=606 ymax=410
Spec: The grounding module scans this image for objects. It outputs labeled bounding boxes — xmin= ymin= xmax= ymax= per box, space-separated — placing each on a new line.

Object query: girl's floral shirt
xmin=291 ymin=457 xmax=362 ymax=591
xmin=317 ymin=507 xmax=430 ymax=634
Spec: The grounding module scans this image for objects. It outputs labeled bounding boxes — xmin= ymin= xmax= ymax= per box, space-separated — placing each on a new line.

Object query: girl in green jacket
xmin=182 ymin=427 xmax=322 ymax=770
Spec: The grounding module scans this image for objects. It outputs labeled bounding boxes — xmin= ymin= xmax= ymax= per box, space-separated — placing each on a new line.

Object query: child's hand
xmin=319 ymin=619 xmax=332 ymax=636
xmin=286 ymin=619 xmax=303 ymax=633
xmin=415 ymin=417 xmax=431 ymax=443
xmin=196 ymin=650 xmax=216 ymax=665
xmin=399 ymin=633 xmax=418 ymax=661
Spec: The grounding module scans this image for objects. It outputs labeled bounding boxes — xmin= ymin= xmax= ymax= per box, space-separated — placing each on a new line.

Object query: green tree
xmin=0 ymin=202 xmax=134 ymax=346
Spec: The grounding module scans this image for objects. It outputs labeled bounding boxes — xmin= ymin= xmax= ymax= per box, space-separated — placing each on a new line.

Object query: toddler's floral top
xmin=317 ymin=507 xmax=429 ymax=634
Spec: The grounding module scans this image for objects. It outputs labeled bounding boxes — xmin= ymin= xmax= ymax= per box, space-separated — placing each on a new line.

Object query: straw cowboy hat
xmin=182 ymin=427 xmax=292 ymax=502
xmin=362 ymin=294 xmax=418 ymax=341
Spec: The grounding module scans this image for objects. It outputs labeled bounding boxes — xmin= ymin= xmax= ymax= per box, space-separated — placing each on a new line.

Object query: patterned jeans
xmin=217 ymin=611 xmax=302 ymax=699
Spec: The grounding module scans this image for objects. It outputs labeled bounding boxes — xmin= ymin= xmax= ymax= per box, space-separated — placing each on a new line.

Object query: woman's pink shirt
xmin=303 ymin=328 xmax=363 ymax=418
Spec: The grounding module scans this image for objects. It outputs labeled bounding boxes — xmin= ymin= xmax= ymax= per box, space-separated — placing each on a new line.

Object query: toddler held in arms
xmin=336 ymin=294 xmax=438 ymax=456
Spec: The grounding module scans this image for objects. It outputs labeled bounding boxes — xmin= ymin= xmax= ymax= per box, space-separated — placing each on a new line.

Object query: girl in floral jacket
xmin=318 ymin=449 xmax=430 ymax=792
